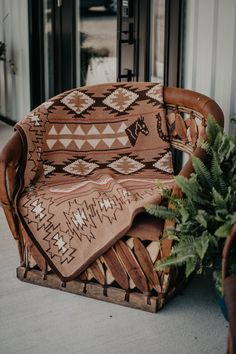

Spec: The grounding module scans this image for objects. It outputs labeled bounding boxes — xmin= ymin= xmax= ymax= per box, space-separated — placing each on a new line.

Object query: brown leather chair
xmin=222 ymin=225 xmax=236 ymax=353
xmin=0 ymin=83 xmax=224 ymax=312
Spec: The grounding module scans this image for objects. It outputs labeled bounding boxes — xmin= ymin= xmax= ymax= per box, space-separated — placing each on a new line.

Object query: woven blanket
xmin=15 ymin=82 xmax=174 ymax=281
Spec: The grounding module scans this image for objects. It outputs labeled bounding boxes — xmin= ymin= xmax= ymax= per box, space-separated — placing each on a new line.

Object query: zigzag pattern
xmin=16 ymin=82 xmax=174 ymax=280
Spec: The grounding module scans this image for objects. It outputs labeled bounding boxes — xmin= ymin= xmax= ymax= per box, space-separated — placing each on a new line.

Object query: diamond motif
xmin=146 ymin=84 xmax=163 ymax=103
xmin=103 ymin=88 xmax=139 ymax=112
xmin=108 ymin=156 xmax=145 ymax=174
xmin=28 ymin=113 xmax=41 ymax=126
xmin=99 ymin=198 xmax=115 ymax=211
xmin=63 ymin=159 xmax=99 ymax=176
xmin=52 ymin=232 xmax=68 ymax=254
xmin=72 ymin=210 xmax=87 ymax=229
xmin=30 ymin=199 xmax=45 ymax=220
xmin=61 ymin=91 xmax=95 ymax=115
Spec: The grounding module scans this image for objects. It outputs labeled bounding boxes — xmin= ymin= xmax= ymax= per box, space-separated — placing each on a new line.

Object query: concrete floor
xmin=0 ymin=121 xmax=228 ymax=354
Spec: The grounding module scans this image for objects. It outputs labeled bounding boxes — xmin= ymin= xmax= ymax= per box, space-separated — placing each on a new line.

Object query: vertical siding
xmin=0 ymin=0 xmax=30 ymax=122
xmin=184 ymin=0 xmax=236 ymax=133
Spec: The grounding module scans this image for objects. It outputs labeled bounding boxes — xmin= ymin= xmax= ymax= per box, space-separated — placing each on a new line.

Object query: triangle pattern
xmin=74 ymin=125 xmax=85 ymax=135
xmin=87 ymin=139 xmax=101 ymax=149
xmin=103 ymin=138 xmax=115 ymax=148
xmin=60 ymin=139 xmax=72 ymax=148
xmin=59 ymin=125 xmax=72 ymax=135
xmin=46 ymin=139 xmax=57 ymax=149
xmin=102 ymin=124 xmax=115 ymax=134
xmin=117 ymin=122 xmax=127 ymax=133
xmin=153 ymin=152 xmax=173 ymax=173
xmin=42 ymin=101 xmax=54 ymax=109
xmin=117 ymin=136 xmax=129 ymax=146
xmin=75 ymin=139 xmax=85 ymax=149
xmin=48 ymin=126 xmax=58 ymax=135
xmin=43 ymin=164 xmax=56 ymax=176
xmin=87 ymin=125 xmax=100 ymax=135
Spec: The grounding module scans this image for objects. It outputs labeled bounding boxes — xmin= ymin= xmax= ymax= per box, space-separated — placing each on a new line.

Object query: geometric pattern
xmin=30 ymin=199 xmax=45 ymax=221
xmin=43 ymin=164 xmax=56 ymax=176
xmin=153 ymin=151 xmax=173 ymax=174
xmin=108 ymin=156 xmax=145 ymax=174
xmin=46 ymin=137 xmax=130 ymax=151
xmin=103 ymin=88 xmax=139 ymax=112
xmin=47 ymin=122 xmax=129 ymax=137
xmin=63 ymin=159 xmax=99 ymax=176
xmin=28 ymin=112 xmax=41 ymax=127
xmin=43 ymin=224 xmax=76 ymax=264
xmin=16 ymin=82 xmax=175 ymax=280
xmin=45 ymin=120 xmax=132 ymax=151
xmin=146 ymin=83 xmax=163 ymax=103
xmin=61 ymin=90 xmax=95 ymax=115
xmin=99 ymin=197 xmax=115 ymax=211
xmin=53 ymin=232 xmax=68 ymax=254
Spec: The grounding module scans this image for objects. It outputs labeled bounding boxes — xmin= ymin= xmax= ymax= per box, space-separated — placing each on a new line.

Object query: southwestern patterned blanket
xmin=15 ymin=82 xmax=174 ymax=281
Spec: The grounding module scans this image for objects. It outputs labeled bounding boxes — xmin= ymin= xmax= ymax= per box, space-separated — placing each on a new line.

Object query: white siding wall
xmin=184 ymin=0 xmax=236 ymax=133
xmin=0 ymin=0 xmax=30 ymax=122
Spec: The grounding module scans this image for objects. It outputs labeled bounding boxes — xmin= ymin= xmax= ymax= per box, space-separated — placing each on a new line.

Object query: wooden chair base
xmin=16 ymin=266 xmax=183 ymax=312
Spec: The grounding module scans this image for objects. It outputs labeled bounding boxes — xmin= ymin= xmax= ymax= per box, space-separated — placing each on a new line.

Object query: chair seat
xmin=18 ymin=173 xmax=173 ymax=280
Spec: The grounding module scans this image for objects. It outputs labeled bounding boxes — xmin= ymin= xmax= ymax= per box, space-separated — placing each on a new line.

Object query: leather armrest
xmin=0 ymin=132 xmax=22 ymax=206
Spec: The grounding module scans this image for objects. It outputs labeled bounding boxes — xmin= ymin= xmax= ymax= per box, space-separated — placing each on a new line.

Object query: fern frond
xmin=145 ymin=204 xmax=178 ymax=220
xmin=200 ymin=140 xmax=211 ymax=153
xmin=191 ymin=155 xmax=213 ymax=189
xmin=207 ymin=115 xmax=223 ymax=145
xmin=211 ymin=152 xmax=223 ymax=186
xmin=154 ymin=254 xmax=196 ymax=271
xmin=174 ymin=175 xmax=207 ymax=204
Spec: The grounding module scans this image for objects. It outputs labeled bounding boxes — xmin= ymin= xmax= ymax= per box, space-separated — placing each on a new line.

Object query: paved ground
xmin=0 ymin=121 xmax=228 ymax=354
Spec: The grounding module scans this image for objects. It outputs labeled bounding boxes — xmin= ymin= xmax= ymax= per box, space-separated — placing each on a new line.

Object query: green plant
xmin=0 ymin=40 xmax=16 ymax=74
xmin=146 ymin=116 xmax=236 ymax=294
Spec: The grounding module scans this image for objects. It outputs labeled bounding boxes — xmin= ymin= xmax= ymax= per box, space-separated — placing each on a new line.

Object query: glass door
xmin=28 ymin=0 xmax=184 ymax=109
xmin=77 ymin=1 xmax=117 ymax=86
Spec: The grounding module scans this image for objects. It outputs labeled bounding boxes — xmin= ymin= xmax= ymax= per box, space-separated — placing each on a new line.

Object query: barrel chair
xmin=0 ymin=82 xmax=224 ymax=312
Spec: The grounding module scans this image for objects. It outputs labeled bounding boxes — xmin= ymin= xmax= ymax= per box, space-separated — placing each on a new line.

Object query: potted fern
xmin=146 ymin=117 xmax=236 ymax=309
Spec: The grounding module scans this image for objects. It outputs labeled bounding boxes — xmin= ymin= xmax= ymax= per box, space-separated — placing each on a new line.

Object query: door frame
xmin=28 ymin=0 xmax=185 ymax=109
xmin=28 ymin=0 xmax=76 ymax=109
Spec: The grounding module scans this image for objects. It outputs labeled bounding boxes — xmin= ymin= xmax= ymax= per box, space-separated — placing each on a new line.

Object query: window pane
xmin=150 ymin=0 xmax=165 ymax=83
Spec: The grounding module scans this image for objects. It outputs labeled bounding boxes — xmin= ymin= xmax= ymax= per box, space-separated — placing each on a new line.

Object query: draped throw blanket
xmin=15 ymin=82 xmax=174 ymax=281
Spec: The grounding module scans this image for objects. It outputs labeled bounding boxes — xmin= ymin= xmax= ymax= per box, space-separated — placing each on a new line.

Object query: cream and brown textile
xmin=15 ymin=82 xmax=174 ymax=280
